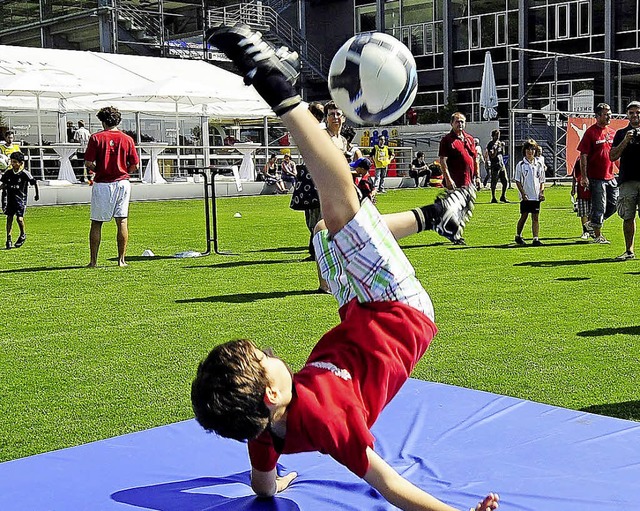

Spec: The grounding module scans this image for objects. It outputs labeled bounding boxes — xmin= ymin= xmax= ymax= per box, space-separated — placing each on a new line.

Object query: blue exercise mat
xmin=1 ymin=378 xmax=639 ymax=510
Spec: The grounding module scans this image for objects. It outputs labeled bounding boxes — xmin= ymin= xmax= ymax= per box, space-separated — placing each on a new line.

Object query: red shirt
xmin=576 ymin=124 xmax=615 ymax=180
xmin=84 ymin=130 xmax=139 ymax=183
xmin=248 ymin=299 xmax=437 ymax=478
xmin=439 ymin=131 xmax=477 ymax=186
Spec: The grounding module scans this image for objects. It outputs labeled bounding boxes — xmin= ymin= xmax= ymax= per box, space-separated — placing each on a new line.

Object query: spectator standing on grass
xmin=84 ymin=106 xmax=139 ymax=268
xmin=74 ymin=120 xmax=92 ymax=182
xmin=372 ymin=135 xmax=394 ymax=193
xmin=439 ymin=112 xmax=480 ymax=191
xmin=570 ymin=157 xmax=594 ymax=240
xmin=514 ymin=139 xmax=545 ymax=246
xmin=486 ymin=129 xmax=509 ymax=203
xmin=609 ymin=100 xmax=640 ymax=260
xmin=1 ymin=151 xmax=39 ymax=249
xmin=577 ymin=103 xmax=618 ymax=245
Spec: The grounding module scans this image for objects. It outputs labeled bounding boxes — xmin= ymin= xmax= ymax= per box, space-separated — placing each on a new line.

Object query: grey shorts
xmin=617 ymin=181 xmax=640 ymax=220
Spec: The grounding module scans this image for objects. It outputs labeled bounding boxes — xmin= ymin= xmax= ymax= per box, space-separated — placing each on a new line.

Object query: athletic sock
xmin=412 ymin=202 xmax=444 ymax=232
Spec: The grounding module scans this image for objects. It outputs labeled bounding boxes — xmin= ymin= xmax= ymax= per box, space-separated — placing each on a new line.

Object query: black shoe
xmin=5 ymin=237 xmax=11 ymax=250
xmin=491 ymin=198 xmax=498 ymax=203
xmin=452 ymin=237 xmax=466 ymax=245
xmin=500 ymin=197 xmax=510 ymax=203
xmin=14 ymin=234 xmax=26 ymax=248
xmin=433 ymin=186 xmax=476 ymax=242
xmin=515 ymin=235 xmax=526 ymax=245
xmin=532 ymin=238 xmax=543 ymax=246
xmin=208 ymin=24 xmax=301 ymax=115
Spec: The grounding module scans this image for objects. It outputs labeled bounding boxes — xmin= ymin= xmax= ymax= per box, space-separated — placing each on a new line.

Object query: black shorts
xmin=5 ymin=195 xmax=27 ymax=217
xmin=520 ymin=200 xmax=541 ymax=214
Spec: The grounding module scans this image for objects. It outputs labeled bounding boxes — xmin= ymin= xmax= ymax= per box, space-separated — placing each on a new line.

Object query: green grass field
xmin=0 ymin=185 xmax=638 ymax=463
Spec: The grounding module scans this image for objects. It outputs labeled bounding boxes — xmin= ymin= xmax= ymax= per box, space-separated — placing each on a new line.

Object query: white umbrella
xmin=480 ymin=51 xmax=498 ymax=120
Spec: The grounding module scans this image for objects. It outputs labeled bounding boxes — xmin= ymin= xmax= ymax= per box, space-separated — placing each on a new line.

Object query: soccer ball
xmin=328 ymin=32 xmax=417 ymax=125
xmin=0 ymin=154 xmax=9 ymax=171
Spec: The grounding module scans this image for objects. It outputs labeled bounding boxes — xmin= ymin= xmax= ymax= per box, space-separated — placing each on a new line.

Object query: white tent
xmin=0 ymin=45 xmax=273 ymax=118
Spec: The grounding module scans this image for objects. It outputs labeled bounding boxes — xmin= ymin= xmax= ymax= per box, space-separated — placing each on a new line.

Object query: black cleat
xmin=433 ymin=186 xmax=476 ymax=242
xmin=207 ymin=24 xmax=301 ymax=114
xmin=14 ymin=234 xmax=26 ymax=248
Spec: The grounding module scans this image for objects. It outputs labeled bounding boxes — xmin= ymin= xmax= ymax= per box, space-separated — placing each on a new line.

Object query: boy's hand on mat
xmin=471 ymin=493 xmax=499 ymax=511
xmin=276 ymin=471 xmax=298 ymax=492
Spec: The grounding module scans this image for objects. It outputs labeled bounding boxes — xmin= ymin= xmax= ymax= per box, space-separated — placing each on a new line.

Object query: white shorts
xmin=90 ymin=180 xmax=131 ymax=222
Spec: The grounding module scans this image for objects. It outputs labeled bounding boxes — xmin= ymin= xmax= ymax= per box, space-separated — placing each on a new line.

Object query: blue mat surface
xmin=1 ymin=378 xmax=639 ymax=510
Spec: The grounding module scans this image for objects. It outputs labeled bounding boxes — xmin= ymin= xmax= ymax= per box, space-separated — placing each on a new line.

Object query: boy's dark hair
xmin=416 ymin=151 xmax=424 ymax=158
xmin=5 ymin=130 xmax=14 ymax=137
xmin=10 ymin=151 xmax=24 ymax=163
xmin=96 ymin=106 xmax=122 ymax=128
xmin=78 ymin=120 xmax=85 ymax=128
xmin=191 ymin=339 xmax=271 ymax=441
xmin=341 ymin=125 xmax=356 ymax=143
xmin=491 ymin=129 xmax=500 ymax=137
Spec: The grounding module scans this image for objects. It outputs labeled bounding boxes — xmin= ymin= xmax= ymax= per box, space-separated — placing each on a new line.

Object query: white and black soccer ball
xmin=328 ymin=32 xmax=417 ymax=126
xmin=0 ymin=154 xmax=9 ymax=171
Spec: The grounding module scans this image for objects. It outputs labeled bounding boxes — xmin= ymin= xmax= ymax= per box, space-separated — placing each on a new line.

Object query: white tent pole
xmin=175 ymin=101 xmax=180 ymax=176
xmin=37 ymin=94 xmax=45 ymax=180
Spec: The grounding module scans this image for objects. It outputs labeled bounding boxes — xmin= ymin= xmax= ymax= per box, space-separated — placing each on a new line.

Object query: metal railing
xmin=116 ymin=0 xmax=165 ymax=49
xmin=207 ymin=2 xmax=327 ymax=81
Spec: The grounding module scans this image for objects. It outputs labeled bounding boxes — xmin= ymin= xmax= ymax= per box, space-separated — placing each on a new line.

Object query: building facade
xmin=2 ymin=0 xmax=640 ymax=120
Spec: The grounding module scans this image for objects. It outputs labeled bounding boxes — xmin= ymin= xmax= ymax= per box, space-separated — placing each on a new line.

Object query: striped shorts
xmin=313 ymin=199 xmax=434 ymax=321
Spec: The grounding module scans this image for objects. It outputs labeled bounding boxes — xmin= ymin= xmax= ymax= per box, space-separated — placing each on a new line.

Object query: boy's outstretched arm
xmin=364 ymin=448 xmax=499 ymax=511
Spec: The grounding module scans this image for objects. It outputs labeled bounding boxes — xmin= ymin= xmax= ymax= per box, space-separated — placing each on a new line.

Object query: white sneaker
xmin=615 ymin=251 xmax=635 ymax=261
xmin=593 ymin=235 xmax=610 ymax=244
xmin=580 ymin=232 xmax=590 ymax=240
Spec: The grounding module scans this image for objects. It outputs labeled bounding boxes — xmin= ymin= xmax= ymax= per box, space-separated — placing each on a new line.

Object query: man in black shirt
xmin=486 ymin=129 xmax=508 ymax=203
xmin=610 ymin=101 xmax=640 ymax=260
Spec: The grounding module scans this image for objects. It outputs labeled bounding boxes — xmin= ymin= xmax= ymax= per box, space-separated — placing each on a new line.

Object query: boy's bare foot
xmin=86 ymin=262 xmax=97 ymax=268
xmin=471 ymin=492 xmax=499 ymax=511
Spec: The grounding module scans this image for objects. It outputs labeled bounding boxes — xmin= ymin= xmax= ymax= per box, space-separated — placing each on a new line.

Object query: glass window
xmin=403 ymin=0 xmax=433 ymax=24
xmin=453 ymin=19 xmax=469 ymax=51
xmin=508 ymin=11 xmax=518 ymax=45
xmin=435 ymin=21 xmax=444 ymax=53
xmin=556 ymin=4 xmax=569 ymax=39
xmin=411 ymin=24 xmax=425 ymax=54
xmin=496 ymin=13 xmax=506 ymax=45
xmin=470 ymin=0 xmax=506 ymax=16
xmin=616 ymin=1 xmax=636 ymax=32
xmin=470 ymin=16 xmax=481 ymax=48
xmin=385 ymin=0 xmax=400 ymax=30
xmin=530 ymin=7 xmax=548 ymax=42
xmin=451 ymin=0 xmax=468 ymax=19
xmin=578 ymin=1 xmax=590 ymax=36
xmin=481 ymin=14 xmax=495 ymax=47
xmin=356 ymin=5 xmax=377 ymax=32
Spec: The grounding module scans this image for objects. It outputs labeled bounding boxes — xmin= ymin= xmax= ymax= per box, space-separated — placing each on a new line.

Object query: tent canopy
xmin=0 ymin=45 xmax=273 ymax=119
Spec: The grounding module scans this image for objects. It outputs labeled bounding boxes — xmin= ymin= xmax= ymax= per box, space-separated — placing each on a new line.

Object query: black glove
xmin=208 ymin=24 xmax=302 ymax=115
